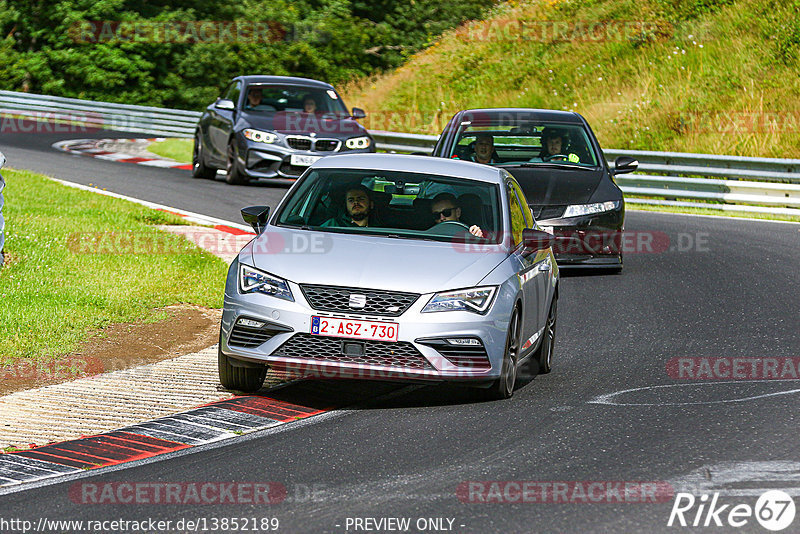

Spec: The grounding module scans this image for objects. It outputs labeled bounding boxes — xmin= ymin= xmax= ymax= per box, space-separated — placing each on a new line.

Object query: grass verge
xmin=627 ymin=202 xmax=800 ymax=222
xmin=147 ymin=138 xmax=193 ymax=163
xmin=0 ymin=168 xmax=227 ymax=368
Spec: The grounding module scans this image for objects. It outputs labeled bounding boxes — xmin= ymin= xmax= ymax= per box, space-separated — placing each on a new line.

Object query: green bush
xmin=0 ymin=0 xmax=498 ymax=109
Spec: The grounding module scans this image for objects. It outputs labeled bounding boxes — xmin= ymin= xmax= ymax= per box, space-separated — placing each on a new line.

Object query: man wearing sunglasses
xmin=430 ymin=193 xmax=484 ymax=237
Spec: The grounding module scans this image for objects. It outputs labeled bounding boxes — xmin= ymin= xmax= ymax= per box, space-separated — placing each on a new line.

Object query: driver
xmin=430 ymin=193 xmax=483 ymax=237
xmin=539 ymin=127 xmax=580 ymax=163
xmin=470 ymin=133 xmax=500 ymax=165
xmin=321 ymin=185 xmax=373 ymax=228
xmin=245 ymin=87 xmax=263 ymax=109
xmin=302 ymin=94 xmax=318 ymax=114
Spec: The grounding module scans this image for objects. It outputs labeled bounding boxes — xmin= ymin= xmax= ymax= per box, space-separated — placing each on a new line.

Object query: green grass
xmin=148 ymin=138 xmax=193 ymax=163
xmin=0 ymin=168 xmax=227 ymax=367
xmin=343 ymin=0 xmax=800 ymax=158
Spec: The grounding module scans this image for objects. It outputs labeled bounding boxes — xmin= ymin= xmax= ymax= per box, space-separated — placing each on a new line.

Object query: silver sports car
xmin=219 ymin=154 xmax=559 ymax=399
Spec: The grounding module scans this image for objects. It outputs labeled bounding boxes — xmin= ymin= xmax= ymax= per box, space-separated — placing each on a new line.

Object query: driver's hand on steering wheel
xmin=469 ymin=225 xmax=484 ymax=238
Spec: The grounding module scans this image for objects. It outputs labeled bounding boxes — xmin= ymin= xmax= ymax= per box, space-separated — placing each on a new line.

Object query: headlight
xmin=422 ymin=286 xmax=497 ymax=314
xmin=345 ymin=136 xmax=371 ymax=150
xmin=562 ymin=200 xmax=620 ymax=218
xmin=243 ymin=129 xmax=278 ymax=144
xmin=239 ymin=264 xmax=293 ymax=301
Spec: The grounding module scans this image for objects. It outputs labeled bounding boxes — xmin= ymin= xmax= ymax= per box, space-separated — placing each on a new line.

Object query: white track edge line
xmin=48 ymin=177 xmax=253 ymax=232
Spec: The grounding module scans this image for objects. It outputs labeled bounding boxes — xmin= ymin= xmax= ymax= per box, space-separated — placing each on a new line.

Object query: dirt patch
xmin=0 ymin=305 xmax=221 ymax=397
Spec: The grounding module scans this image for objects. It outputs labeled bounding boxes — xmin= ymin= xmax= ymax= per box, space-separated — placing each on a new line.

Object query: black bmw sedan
xmin=432 ymin=109 xmax=637 ymax=271
xmin=193 ymin=75 xmax=375 ymax=184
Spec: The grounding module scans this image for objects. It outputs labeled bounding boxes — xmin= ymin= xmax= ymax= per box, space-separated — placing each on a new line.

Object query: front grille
xmin=285 ymin=136 xmax=340 ymax=152
xmin=273 ymin=333 xmax=433 ymax=369
xmin=228 ymin=320 xmax=292 ymax=348
xmin=531 ymin=205 xmax=566 ymax=220
xmin=419 ymin=339 xmax=491 ymax=369
xmin=300 ymin=285 xmax=419 ymax=317
xmin=315 ymin=139 xmax=339 ymax=151
xmin=286 ymin=137 xmax=312 ymax=150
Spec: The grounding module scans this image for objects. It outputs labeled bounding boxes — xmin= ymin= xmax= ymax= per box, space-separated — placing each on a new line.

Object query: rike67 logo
xmin=668 ymin=490 xmax=796 ymax=531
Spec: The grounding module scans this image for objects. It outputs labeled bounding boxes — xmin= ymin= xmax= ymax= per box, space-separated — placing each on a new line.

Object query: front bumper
xmin=238 ymin=137 xmax=374 ymax=179
xmin=220 ymin=262 xmax=511 ymax=383
xmin=538 ymin=205 xmax=624 ymax=268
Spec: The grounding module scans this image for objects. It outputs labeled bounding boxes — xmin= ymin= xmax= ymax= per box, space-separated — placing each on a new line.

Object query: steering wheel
xmin=426 ymin=220 xmax=471 ymax=236
xmin=437 ymin=220 xmax=471 ymax=230
xmin=542 ymin=154 xmax=570 ymax=162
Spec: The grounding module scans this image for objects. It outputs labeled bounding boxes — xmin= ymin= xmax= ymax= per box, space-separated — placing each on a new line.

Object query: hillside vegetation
xmin=343 ymin=0 xmax=800 ymax=157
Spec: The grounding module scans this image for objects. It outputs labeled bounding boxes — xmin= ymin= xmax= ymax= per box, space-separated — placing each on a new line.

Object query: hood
xmin=244 ymin=227 xmax=507 ymax=295
xmin=240 ymin=111 xmax=368 ymax=140
xmin=504 ymin=166 xmax=605 ymax=205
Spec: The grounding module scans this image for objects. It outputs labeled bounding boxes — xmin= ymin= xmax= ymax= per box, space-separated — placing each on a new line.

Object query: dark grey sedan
xmin=193 ymin=75 xmax=375 ymax=184
xmin=433 ymin=109 xmax=638 ymax=271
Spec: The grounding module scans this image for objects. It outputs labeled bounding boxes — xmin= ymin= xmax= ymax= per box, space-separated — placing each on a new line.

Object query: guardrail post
xmin=0 ymin=151 xmax=5 ymax=266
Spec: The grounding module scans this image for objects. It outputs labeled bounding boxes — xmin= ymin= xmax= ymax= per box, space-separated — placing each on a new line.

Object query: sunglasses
xmin=432 ymin=207 xmax=456 ymax=219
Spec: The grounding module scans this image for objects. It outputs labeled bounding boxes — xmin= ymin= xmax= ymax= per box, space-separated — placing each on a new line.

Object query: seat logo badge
xmin=349 ymin=294 xmax=367 ymax=308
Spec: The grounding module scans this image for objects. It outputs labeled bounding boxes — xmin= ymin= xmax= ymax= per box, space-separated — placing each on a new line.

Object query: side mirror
xmin=613 ymin=156 xmax=638 ymax=175
xmin=522 ymin=228 xmax=555 ymax=253
xmin=351 ymin=107 xmax=366 ymax=120
xmin=215 ymin=99 xmax=236 ymax=111
xmin=241 ymin=206 xmax=270 ymax=234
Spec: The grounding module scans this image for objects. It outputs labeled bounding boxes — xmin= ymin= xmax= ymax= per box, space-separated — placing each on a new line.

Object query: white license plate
xmin=311 ymin=316 xmax=398 ymax=342
xmin=290 ymin=154 xmax=322 ymax=166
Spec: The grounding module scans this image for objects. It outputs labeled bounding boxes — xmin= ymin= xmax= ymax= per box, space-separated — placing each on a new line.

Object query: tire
xmin=610 ymin=253 xmax=623 ymax=274
xmin=483 ymin=306 xmax=521 ymax=400
xmin=191 ymin=132 xmax=216 ymax=179
xmin=225 ymin=139 xmax=249 ymax=185
xmin=218 ymin=343 xmax=267 ymax=393
xmin=534 ymin=297 xmax=557 ymax=374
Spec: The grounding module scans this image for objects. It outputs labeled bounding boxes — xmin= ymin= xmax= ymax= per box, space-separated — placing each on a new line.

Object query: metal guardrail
xmin=2 ymin=91 xmax=799 ymax=216
xmin=0 ymin=151 xmax=5 ymax=266
xmin=371 ymin=130 xmax=800 ymax=216
xmin=0 ymin=90 xmax=201 ymax=137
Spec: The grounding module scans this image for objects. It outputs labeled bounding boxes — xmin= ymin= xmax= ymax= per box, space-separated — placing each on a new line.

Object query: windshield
xmin=448 ymin=120 xmax=600 ymax=167
xmin=243 ymin=84 xmax=349 ymax=115
xmin=276 ymin=168 xmax=503 ymax=244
